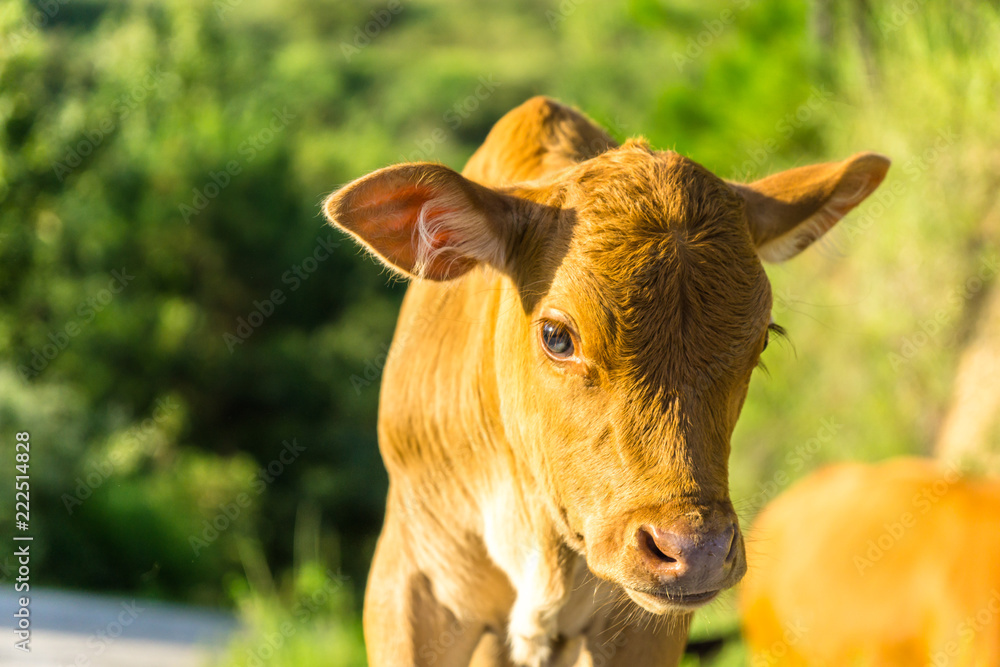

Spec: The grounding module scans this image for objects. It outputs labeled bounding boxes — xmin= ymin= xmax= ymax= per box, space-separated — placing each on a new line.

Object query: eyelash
xmin=757 ymin=323 xmax=787 ymax=370
xmin=767 ymin=322 xmax=787 ymax=342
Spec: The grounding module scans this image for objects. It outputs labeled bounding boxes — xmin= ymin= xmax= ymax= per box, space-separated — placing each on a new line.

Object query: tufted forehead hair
xmin=565 ymin=139 xmax=745 ymax=237
xmin=555 ymin=140 xmax=772 ymax=391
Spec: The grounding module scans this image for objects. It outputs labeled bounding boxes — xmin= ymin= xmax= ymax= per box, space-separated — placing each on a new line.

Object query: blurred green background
xmin=1 ymin=0 xmax=998 ymax=664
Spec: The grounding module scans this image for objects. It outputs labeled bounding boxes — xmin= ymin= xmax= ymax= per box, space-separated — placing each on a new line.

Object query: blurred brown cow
xmin=742 ymin=457 xmax=1000 ymax=666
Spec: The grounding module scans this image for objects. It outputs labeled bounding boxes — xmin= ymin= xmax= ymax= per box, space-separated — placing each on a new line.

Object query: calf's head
xmin=324 ymin=140 xmax=888 ymax=613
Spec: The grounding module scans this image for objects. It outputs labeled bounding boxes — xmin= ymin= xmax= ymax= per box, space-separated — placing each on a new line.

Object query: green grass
xmin=213 ymin=534 xmax=366 ymax=667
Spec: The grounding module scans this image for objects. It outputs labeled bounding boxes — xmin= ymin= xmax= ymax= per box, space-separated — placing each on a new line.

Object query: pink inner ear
xmin=327 ymin=162 xmax=498 ymax=280
xmin=346 ymin=180 xmax=471 ymax=278
xmin=363 ymin=185 xmax=431 ymax=233
xmin=358 ymin=186 xmax=459 ymax=239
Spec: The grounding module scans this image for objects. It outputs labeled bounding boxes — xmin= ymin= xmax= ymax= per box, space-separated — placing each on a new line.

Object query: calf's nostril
xmin=724 ymin=526 xmax=739 ymax=564
xmin=641 ymin=528 xmax=678 ymax=563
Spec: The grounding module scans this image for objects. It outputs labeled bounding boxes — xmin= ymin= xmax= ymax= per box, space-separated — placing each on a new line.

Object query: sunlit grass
xmin=213 ymin=518 xmax=366 ymax=667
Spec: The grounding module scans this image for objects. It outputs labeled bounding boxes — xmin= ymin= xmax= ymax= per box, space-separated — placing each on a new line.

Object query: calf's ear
xmin=732 ymin=153 xmax=890 ymax=262
xmin=324 ymin=163 xmax=519 ymax=280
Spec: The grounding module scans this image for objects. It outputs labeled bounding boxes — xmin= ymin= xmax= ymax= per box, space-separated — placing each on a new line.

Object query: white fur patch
xmin=507 ymin=552 xmax=562 ymax=667
xmin=412 ymin=189 xmax=504 ymax=279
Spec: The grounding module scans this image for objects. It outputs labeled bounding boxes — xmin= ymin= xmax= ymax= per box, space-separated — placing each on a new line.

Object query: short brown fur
xmin=323 ymin=97 xmax=889 ymax=666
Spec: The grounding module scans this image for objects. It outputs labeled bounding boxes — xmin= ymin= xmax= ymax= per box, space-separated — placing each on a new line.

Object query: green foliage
xmin=217 ymin=556 xmax=366 ymax=667
xmin=2 ymin=0 xmax=998 ymax=664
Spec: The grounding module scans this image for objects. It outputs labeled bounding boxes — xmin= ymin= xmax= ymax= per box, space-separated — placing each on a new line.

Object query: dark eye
xmin=762 ymin=323 xmax=785 ymax=353
xmin=541 ymin=321 xmax=574 ymax=358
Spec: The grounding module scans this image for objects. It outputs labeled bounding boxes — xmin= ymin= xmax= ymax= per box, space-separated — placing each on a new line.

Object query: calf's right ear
xmin=323 ymin=163 xmax=520 ymax=281
xmin=733 ymin=152 xmax=891 ymax=262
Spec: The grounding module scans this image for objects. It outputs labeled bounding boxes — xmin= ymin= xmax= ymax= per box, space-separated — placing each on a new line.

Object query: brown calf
xmin=324 ymin=97 xmax=888 ymax=667
xmin=742 ymin=458 xmax=1000 ymax=666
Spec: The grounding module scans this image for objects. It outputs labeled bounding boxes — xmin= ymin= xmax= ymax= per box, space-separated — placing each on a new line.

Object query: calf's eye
xmin=541 ymin=321 xmax=574 ymax=359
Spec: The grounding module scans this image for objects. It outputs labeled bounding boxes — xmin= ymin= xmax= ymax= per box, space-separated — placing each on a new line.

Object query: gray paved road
xmin=1 ymin=588 xmax=240 ymax=666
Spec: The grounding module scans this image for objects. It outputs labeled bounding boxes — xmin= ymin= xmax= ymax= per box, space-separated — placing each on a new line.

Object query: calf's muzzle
xmin=628 ymin=514 xmax=744 ymax=610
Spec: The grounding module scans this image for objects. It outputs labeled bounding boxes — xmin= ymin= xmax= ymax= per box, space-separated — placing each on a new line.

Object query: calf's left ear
xmin=324 ymin=163 xmax=519 ymax=280
xmin=732 ymin=152 xmax=890 ymax=262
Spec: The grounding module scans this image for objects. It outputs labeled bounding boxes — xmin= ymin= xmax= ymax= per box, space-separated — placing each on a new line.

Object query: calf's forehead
xmin=565 ymin=145 xmax=746 ymax=240
xmin=546 ymin=145 xmax=773 ymax=384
